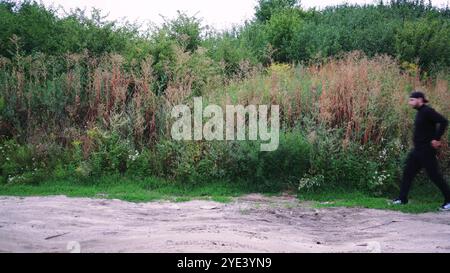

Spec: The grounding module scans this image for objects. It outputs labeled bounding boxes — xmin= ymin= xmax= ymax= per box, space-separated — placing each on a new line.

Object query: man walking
xmin=393 ymin=91 xmax=450 ymax=211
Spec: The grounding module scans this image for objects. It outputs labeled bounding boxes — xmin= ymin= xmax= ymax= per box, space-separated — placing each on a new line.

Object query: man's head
xmin=408 ymin=91 xmax=428 ymax=109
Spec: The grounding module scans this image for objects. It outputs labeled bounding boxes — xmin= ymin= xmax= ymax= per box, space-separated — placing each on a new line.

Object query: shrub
xmin=0 ymin=139 xmax=49 ymax=185
xmin=258 ymin=130 xmax=310 ymax=186
xmin=395 ymin=17 xmax=450 ymax=73
xmin=298 ymin=174 xmax=324 ymax=192
xmin=88 ymin=130 xmax=133 ymax=176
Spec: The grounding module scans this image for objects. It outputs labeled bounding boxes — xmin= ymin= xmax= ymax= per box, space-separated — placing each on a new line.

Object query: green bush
xmin=88 ymin=130 xmax=132 ymax=176
xmin=258 ymin=131 xmax=310 ymax=186
xmin=395 ymin=17 xmax=450 ymax=72
xmin=125 ymin=148 xmax=152 ymax=177
xmin=302 ymin=125 xmax=408 ymax=194
xmin=255 ymin=0 xmax=300 ymax=23
xmin=0 ymin=139 xmax=54 ymax=185
xmin=153 ymin=140 xmax=225 ymax=184
xmin=263 ymin=9 xmax=304 ymax=63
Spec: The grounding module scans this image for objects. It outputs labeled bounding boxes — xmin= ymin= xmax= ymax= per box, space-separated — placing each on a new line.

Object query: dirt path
xmin=0 ymin=194 xmax=449 ymax=253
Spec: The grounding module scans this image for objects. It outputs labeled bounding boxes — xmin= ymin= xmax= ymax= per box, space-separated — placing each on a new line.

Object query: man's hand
xmin=431 ymin=140 xmax=442 ymax=149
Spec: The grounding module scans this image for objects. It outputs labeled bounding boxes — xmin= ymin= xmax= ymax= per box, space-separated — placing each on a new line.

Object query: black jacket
xmin=413 ymin=104 xmax=448 ymax=149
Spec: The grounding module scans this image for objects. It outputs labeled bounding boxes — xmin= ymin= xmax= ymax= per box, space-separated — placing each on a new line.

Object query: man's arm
xmin=427 ymin=108 xmax=448 ymax=141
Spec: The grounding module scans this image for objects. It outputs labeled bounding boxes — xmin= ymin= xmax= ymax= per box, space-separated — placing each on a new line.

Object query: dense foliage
xmin=0 ymin=0 xmax=449 ymax=194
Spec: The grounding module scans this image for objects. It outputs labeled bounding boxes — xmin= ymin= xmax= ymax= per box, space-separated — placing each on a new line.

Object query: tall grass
xmin=0 ymin=51 xmax=449 ymax=193
xmin=208 ymin=52 xmax=449 ymax=151
xmin=205 ymin=52 xmax=449 ymax=192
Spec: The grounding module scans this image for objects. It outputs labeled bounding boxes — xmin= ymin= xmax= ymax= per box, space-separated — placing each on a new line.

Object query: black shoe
xmin=392 ymin=198 xmax=407 ymax=205
xmin=439 ymin=203 xmax=450 ymax=211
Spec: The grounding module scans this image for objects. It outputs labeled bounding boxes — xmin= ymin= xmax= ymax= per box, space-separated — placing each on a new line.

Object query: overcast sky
xmin=39 ymin=0 xmax=450 ymax=30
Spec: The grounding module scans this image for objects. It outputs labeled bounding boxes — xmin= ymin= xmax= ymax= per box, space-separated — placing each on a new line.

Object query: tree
xmin=395 ymin=18 xmax=450 ymax=72
xmin=264 ymin=9 xmax=304 ymax=62
xmin=255 ymin=0 xmax=300 ymax=23
xmin=162 ymin=11 xmax=203 ymax=53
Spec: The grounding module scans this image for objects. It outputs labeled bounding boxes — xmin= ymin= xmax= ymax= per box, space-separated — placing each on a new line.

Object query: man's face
xmin=408 ymin=97 xmax=423 ymax=108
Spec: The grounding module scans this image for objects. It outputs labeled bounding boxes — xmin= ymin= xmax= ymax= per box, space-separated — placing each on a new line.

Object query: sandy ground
xmin=0 ymin=194 xmax=449 ymax=253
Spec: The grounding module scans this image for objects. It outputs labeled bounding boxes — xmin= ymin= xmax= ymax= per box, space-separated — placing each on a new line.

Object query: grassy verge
xmin=0 ymin=175 xmax=280 ymax=203
xmin=0 ymin=176 xmax=446 ymax=213
xmin=298 ymin=185 xmax=446 ymax=214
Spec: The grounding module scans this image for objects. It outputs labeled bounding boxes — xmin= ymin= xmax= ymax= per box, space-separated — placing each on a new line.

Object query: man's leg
xmin=398 ymin=150 xmax=421 ymax=203
xmin=422 ymin=149 xmax=450 ymax=203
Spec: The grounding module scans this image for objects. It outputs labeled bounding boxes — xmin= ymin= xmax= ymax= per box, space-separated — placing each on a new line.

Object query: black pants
xmin=399 ymin=146 xmax=450 ymax=203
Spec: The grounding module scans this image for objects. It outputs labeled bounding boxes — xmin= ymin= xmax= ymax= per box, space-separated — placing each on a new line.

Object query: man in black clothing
xmin=393 ymin=91 xmax=450 ymax=211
